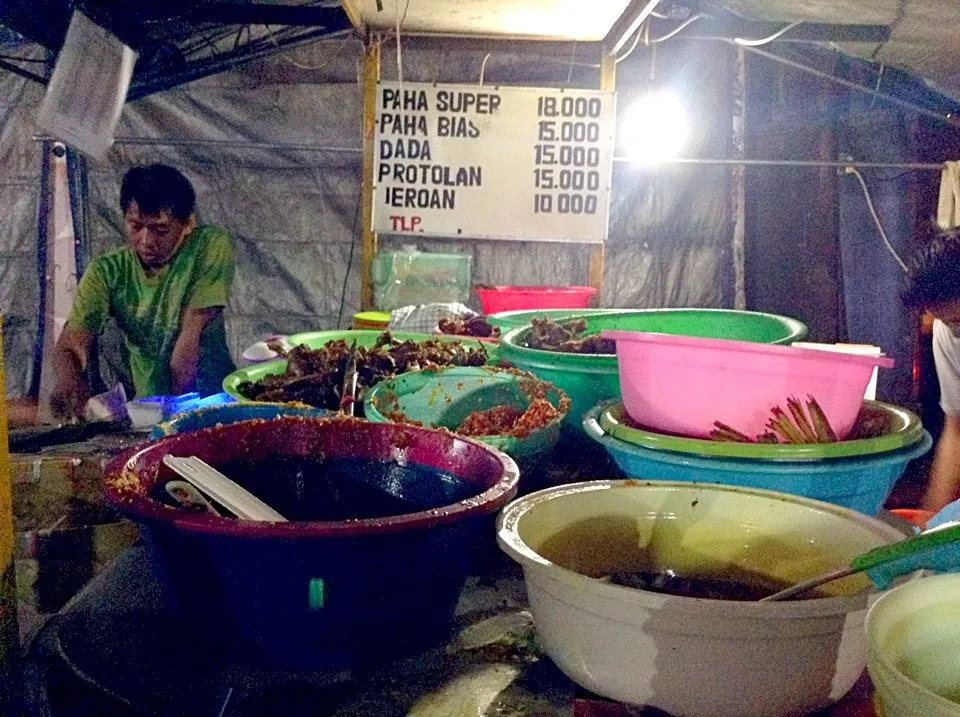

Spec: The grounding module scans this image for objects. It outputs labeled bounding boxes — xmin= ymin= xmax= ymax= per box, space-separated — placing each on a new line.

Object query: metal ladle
xmin=761 ymin=520 xmax=960 ymax=601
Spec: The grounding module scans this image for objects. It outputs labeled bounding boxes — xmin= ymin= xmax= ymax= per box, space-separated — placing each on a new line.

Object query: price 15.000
xmin=534 ymin=144 xmax=601 ymax=168
xmin=534 ymin=168 xmax=601 ymax=191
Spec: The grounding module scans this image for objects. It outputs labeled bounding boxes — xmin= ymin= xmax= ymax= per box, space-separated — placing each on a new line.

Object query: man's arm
xmin=170 ymin=306 xmax=223 ymax=394
xmin=170 ymin=228 xmax=234 ymax=394
xmin=925 ymin=415 xmax=960 ymax=510
xmin=926 ymin=320 xmax=960 ymax=510
xmin=50 ymin=325 xmax=95 ymax=421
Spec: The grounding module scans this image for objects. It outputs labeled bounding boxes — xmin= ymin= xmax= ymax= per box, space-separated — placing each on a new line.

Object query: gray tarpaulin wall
xmin=0 ymin=66 xmax=43 ymax=397
xmin=0 ymin=38 xmax=735 ymax=397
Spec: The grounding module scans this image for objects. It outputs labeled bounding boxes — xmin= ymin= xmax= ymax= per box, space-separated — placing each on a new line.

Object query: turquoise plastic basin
xmin=583 ymin=403 xmax=932 ymax=516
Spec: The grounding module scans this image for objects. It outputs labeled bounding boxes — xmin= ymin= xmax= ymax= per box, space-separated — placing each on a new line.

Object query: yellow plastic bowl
xmin=867 ymin=573 xmax=960 ymax=717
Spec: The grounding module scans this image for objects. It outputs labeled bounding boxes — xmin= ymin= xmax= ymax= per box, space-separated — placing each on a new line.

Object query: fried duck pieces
xmin=438 ymin=316 xmax=500 ymax=338
xmin=525 ymin=318 xmax=615 ymax=354
xmin=238 ymin=332 xmax=487 ymax=410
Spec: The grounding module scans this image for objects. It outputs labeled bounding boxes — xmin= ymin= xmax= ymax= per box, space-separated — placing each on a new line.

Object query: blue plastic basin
xmin=584 ymin=404 xmax=933 ymax=516
xmin=152 ymin=403 xmax=328 ymax=439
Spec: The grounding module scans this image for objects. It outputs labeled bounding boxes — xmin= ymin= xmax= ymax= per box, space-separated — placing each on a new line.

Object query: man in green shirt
xmin=50 ymin=164 xmax=236 ymax=420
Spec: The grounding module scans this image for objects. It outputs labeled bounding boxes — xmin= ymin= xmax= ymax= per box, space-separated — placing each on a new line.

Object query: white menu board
xmin=372 ymin=82 xmax=615 ymax=243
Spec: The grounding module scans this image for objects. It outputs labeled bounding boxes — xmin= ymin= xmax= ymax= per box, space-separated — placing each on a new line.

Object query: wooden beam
xmin=399 ymin=35 xmax=604 ymax=59
xmin=604 ymin=0 xmax=664 ymax=55
xmin=359 ymin=40 xmax=380 ymax=312
xmin=588 ymin=52 xmax=616 ymax=307
xmin=340 ymin=0 xmax=367 ymax=38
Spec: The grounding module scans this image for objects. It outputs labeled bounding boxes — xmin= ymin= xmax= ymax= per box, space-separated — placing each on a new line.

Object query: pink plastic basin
xmin=602 ymin=331 xmax=895 ymax=441
xmin=475 ymin=285 xmax=596 ymax=314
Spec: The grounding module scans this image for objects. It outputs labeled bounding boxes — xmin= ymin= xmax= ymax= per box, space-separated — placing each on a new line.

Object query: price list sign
xmin=373 ymin=82 xmax=615 ymax=243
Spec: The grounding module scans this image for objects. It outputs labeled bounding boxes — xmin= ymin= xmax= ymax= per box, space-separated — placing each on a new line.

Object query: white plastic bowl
xmin=867 ymin=573 xmax=960 ymax=717
xmin=497 ymin=480 xmax=907 ymax=717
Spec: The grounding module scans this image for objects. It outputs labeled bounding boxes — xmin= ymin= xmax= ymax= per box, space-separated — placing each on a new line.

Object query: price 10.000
xmin=533 ymin=193 xmax=599 ymax=215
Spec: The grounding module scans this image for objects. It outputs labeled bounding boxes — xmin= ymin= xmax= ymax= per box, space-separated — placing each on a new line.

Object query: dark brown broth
xmin=156 ymin=457 xmax=477 ymax=521
xmin=605 ymin=568 xmax=809 ymax=601
xmin=535 ymin=516 xmax=824 ymax=601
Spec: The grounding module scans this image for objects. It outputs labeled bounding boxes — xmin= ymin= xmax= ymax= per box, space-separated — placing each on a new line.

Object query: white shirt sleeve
xmin=933 ymin=319 xmax=960 ymax=417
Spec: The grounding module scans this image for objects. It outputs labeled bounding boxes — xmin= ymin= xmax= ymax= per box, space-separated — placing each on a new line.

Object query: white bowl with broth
xmin=867 ymin=573 xmax=960 ymax=717
xmin=496 ymin=480 xmax=908 ymax=717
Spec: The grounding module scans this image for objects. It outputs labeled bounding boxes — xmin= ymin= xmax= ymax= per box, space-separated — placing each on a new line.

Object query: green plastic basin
xmin=363 ymin=367 xmax=568 ymax=461
xmin=498 ymin=309 xmax=808 ymax=431
xmin=223 ymin=330 xmax=495 ymax=402
xmin=487 ymin=308 xmax=632 ymax=331
xmin=598 ymin=400 xmax=924 ymax=461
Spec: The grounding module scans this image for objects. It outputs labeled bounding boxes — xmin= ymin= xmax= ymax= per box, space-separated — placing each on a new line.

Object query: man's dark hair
xmin=120 ymin=164 xmax=196 ymax=220
xmin=903 ymin=229 xmax=960 ymax=308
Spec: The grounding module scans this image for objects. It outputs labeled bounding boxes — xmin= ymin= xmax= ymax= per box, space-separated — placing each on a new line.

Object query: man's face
xmin=124 ymin=201 xmax=194 ymax=270
xmin=928 ymin=300 xmax=960 ymax=335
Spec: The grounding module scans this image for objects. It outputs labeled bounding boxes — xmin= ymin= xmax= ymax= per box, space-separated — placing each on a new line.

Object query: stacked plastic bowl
xmin=497 ymin=309 xmax=809 ymax=432
xmin=584 ymin=332 xmax=931 ymax=515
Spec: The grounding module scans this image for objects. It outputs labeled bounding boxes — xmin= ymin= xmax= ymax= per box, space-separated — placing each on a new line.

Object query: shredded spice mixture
xmin=373 ymin=368 xmax=571 ymax=439
xmin=457 ymin=398 xmax=563 ymax=439
xmin=238 ymin=332 xmax=488 ymax=410
xmin=523 ymin=317 xmax=615 ymax=354
xmin=438 ymin=316 xmax=500 ymax=339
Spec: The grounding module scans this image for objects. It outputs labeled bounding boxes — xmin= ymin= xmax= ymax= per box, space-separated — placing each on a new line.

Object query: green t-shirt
xmin=67 ymin=225 xmax=236 ymax=398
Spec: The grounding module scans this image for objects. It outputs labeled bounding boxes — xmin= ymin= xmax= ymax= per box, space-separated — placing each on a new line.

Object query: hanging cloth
xmin=937 ymin=161 xmax=960 ymax=229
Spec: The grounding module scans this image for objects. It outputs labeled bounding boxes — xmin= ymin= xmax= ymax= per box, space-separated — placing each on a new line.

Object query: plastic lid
xmin=354 ymin=311 xmax=391 ymax=322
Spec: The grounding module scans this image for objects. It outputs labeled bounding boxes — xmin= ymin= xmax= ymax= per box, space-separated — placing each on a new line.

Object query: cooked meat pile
xmin=438 ymin=315 xmax=500 ymax=338
xmin=238 ymin=332 xmax=488 ymax=409
xmin=524 ymin=317 xmax=615 ymax=354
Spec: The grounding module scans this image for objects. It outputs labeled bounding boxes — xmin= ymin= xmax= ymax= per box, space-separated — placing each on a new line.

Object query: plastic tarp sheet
xmin=0 ymin=59 xmax=44 ymax=397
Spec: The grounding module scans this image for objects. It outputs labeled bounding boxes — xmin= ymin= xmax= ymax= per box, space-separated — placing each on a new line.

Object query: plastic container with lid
xmin=372 ymin=246 xmax=471 ymax=311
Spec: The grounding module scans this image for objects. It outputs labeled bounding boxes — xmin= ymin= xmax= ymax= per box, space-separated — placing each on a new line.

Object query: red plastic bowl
xmin=105 ymin=416 xmax=519 ymax=667
xmin=890 ymin=508 xmax=935 ymax=530
xmin=475 ymin=285 xmax=597 ymax=314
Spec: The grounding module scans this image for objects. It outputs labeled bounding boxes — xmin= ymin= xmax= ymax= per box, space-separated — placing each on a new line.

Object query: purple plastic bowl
xmin=105 ymin=416 xmax=520 ymax=668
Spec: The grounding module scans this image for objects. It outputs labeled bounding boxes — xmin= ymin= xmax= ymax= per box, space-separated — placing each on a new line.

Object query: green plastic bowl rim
xmin=597 ymin=399 xmax=926 ymax=461
xmin=499 ymin=308 xmax=809 ymax=365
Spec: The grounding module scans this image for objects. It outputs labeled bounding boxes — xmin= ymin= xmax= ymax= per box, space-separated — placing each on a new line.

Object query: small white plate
xmin=241 ymin=336 xmax=291 ymax=363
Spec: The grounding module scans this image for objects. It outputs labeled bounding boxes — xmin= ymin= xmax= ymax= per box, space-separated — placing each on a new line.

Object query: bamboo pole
xmin=0 ymin=322 xmax=18 ymax=710
xmin=359 ymin=40 xmax=381 ymax=312
xmin=588 ymin=53 xmax=616 ymax=307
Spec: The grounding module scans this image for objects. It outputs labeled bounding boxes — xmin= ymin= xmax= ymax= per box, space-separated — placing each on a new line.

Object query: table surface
xmin=14 ymin=433 xmax=890 ymax=716
xmin=20 ymin=545 xmax=883 ymax=717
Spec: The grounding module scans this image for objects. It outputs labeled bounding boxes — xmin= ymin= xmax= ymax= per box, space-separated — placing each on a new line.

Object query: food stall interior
xmin=3 ymin=0 xmax=960 ymax=714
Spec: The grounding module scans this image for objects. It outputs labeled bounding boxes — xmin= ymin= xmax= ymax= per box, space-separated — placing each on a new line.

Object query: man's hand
xmin=50 ymin=372 xmax=91 ymax=422
xmin=50 ymin=325 xmax=95 ymax=421
xmin=170 ymin=306 xmax=222 ymax=394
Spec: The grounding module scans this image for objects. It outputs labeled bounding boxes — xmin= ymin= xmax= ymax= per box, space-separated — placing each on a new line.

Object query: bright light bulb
xmin=621 ymin=91 xmax=689 ymax=165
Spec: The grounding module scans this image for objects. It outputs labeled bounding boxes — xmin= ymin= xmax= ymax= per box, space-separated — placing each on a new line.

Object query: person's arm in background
xmin=49 ymin=263 xmax=110 ymax=421
xmin=924 ymin=320 xmax=960 ymax=510
xmin=927 ymin=415 xmax=960 ymax=510
xmin=169 ymin=229 xmax=235 ymax=394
